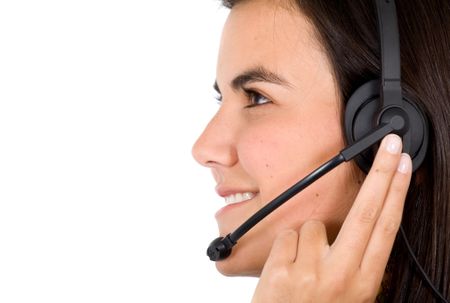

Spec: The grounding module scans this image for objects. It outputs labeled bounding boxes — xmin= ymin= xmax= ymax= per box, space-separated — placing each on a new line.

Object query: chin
xmin=215 ymin=258 xmax=262 ymax=277
xmin=213 ymin=241 xmax=267 ymax=277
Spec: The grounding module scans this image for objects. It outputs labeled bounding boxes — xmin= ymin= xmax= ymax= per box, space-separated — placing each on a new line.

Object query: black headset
xmin=206 ymin=0 xmax=447 ymax=301
xmin=345 ymin=0 xmax=428 ymax=173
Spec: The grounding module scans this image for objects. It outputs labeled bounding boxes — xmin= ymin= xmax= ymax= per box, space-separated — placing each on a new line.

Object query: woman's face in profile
xmin=193 ymin=0 xmax=364 ymax=276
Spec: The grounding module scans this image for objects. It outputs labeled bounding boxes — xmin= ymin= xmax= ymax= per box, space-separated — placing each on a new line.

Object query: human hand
xmin=251 ymin=134 xmax=412 ymax=303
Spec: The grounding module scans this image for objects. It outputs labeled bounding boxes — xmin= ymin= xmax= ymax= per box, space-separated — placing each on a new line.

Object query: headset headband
xmin=376 ymin=0 xmax=402 ymax=107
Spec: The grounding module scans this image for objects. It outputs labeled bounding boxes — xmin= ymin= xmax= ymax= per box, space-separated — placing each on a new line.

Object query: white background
xmin=0 ymin=1 xmax=258 ymax=302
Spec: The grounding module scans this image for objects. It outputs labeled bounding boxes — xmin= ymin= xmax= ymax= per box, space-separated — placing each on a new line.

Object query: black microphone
xmin=207 ymin=113 xmax=407 ymax=261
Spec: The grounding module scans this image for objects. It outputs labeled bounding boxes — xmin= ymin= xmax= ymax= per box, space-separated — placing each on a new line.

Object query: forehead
xmin=217 ymin=0 xmax=327 ymax=86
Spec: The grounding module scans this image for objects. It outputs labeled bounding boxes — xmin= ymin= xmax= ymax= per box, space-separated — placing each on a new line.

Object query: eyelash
xmin=245 ymin=89 xmax=272 ymax=108
xmin=214 ymin=89 xmax=272 ymax=108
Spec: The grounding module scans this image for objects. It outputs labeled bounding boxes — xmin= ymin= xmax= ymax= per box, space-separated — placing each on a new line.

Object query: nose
xmin=192 ymin=107 xmax=238 ymax=168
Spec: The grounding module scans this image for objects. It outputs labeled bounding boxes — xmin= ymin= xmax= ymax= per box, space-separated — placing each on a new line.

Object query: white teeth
xmin=224 ymin=192 xmax=256 ymax=205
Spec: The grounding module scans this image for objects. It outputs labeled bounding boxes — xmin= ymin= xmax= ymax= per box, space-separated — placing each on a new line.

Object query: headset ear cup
xmin=399 ymin=96 xmax=429 ymax=172
xmin=344 ymin=80 xmax=429 ymax=173
xmin=345 ymin=80 xmax=380 ymax=174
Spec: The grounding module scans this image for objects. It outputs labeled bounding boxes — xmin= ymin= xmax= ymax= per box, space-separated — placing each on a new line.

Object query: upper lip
xmin=215 ymin=185 xmax=259 ymax=198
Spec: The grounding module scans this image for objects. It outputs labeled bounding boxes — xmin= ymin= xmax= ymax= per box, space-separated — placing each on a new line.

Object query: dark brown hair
xmin=220 ymin=0 xmax=450 ymax=301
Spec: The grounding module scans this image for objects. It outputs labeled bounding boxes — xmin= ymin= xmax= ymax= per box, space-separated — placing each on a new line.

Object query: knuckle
xmin=276 ymin=229 xmax=298 ymax=243
xmin=270 ymin=229 xmax=297 ymax=255
xmin=298 ymin=272 xmax=319 ymax=286
xmin=300 ymin=220 xmax=326 ymax=240
xmin=267 ymin=266 xmax=290 ymax=285
xmin=379 ymin=215 xmax=401 ymax=235
xmin=357 ymin=205 xmax=379 ymax=224
xmin=301 ymin=220 xmax=325 ymax=232
xmin=329 ymin=277 xmax=347 ymax=294
xmin=372 ymin=155 xmax=397 ymax=175
xmin=324 ymin=273 xmax=350 ymax=294
xmin=390 ymin=176 xmax=409 ymax=193
xmin=281 ymin=229 xmax=298 ymax=237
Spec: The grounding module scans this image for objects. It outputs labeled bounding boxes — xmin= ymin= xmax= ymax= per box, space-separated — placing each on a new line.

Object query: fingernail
xmin=384 ymin=134 xmax=402 ymax=154
xmin=397 ymin=153 xmax=411 ymax=174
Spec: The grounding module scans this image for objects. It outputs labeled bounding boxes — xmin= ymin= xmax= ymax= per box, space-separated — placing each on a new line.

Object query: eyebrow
xmin=213 ymin=66 xmax=291 ymax=94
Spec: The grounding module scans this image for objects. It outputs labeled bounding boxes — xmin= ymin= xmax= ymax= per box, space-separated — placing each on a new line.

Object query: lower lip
xmin=215 ymin=194 xmax=258 ymax=218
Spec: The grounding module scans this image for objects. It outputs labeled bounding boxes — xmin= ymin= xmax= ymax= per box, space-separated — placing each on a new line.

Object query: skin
xmin=193 ymin=0 xmax=412 ymax=300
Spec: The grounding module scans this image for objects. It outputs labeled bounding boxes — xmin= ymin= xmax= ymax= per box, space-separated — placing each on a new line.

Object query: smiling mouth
xmin=215 ymin=192 xmax=259 ymax=219
xmin=224 ymin=192 xmax=257 ymax=205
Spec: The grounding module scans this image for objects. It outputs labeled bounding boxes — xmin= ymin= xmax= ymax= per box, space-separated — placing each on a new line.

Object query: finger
xmin=361 ymin=153 xmax=412 ymax=281
xmin=332 ymin=134 xmax=403 ymax=269
xmin=264 ymin=229 xmax=299 ymax=268
xmin=296 ymin=220 xmax=329 ymax=272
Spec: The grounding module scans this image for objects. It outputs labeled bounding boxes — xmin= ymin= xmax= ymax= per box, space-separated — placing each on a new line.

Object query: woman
xmin=192 ymin=0 xmax=449 ymax=301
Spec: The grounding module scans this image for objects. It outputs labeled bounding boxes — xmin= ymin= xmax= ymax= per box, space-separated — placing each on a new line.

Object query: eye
xmin=213 ymin=81 xmax=223 ymax=106
xmin=244 ymin=89 xmax=272 ymax=108
xmin=213 ymin=90 xmax=223 ymax=105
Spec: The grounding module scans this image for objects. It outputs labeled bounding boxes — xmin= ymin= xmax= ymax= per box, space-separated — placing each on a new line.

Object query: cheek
xmin=234 ymin=106 xmax=354 ymax=231
xmin=236 ymin=107 xmax=344 ymax=195
xmin=236 ymin=121 xmax=293 ymax=187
